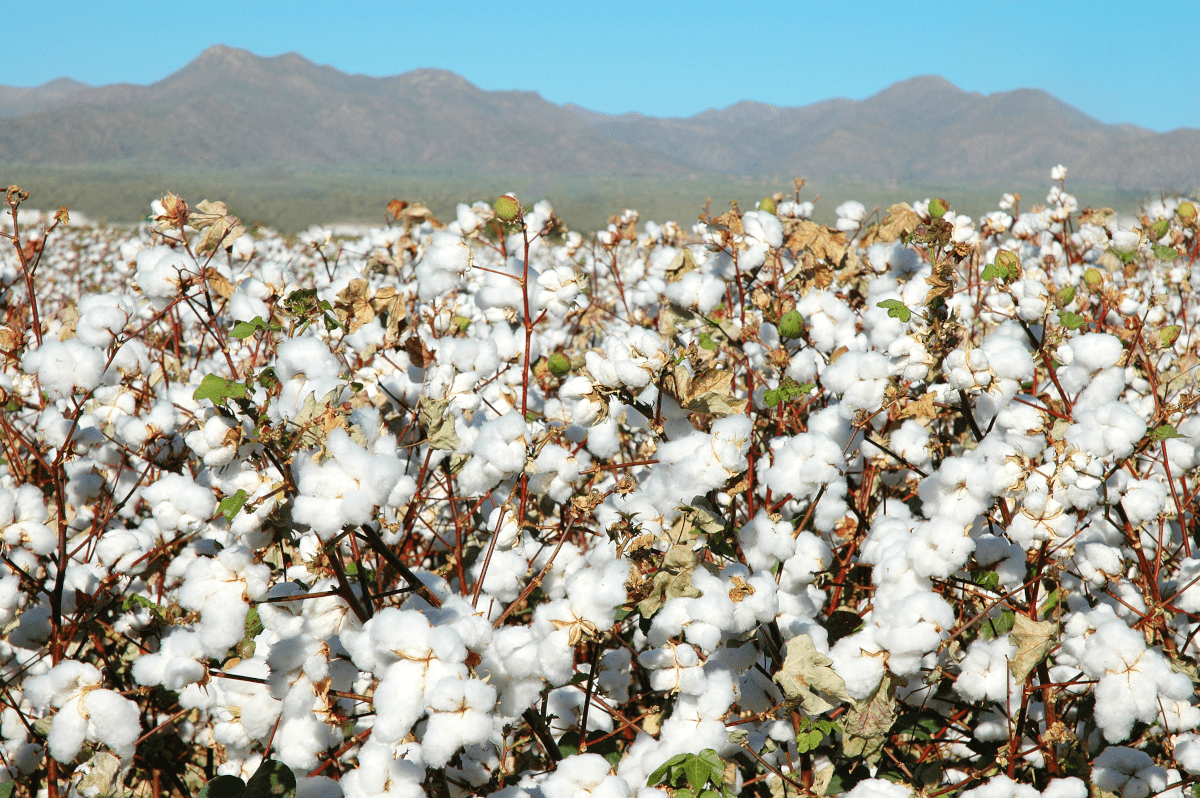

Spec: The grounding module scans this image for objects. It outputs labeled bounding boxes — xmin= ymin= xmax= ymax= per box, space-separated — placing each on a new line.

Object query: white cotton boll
xmin=0 ymin=485 xmax=55 ymax=556
xmin=944 ymin=347 xmax=992 ymax=391
xmin=835 ymin=201 xmax=867 ymax=232
xmin=415 ymin=231 xmax=470 ymax=301
xmin=1106 ymin=215 xmax=1141 ymax=254
xmin=843 ymin=778 xmax=915 ymax=798
xmin=75 ymin=292 xmax=133 ymax=347
xmin=1121 ymin=479 xmax=1167 ymax=524
xmin=535 ymin=265 xmax=584 ymax=318
xmin=135 ymin=245 xmax=197 ymax=298
xmin=527 ymin=444 xmax=582 ymax=503
xmin=961 ymin=776 xmax=1042 ymax=798
xmin=1041 ymin=778 xmax=1087 ymax=798
xmin=954 ymin=638 xmax=1016 ymax=702
xmin=133 ymin=628 xmax=207 ymax=689
xmin=1069 ymin=333 xmax=1123 ymax=372
xmin=292 ymin=429 xmax=403 ymax=539
xmin=541 ymin=753 xmax=631 ymax=798
xmin=1093 ymin=747 xmax=1167 ymax=798
xmin=760 ymin=432 xmax=843 ymax=501
xmin=906 ymin=518 xmax=975 ymax=578
xmin=141 ymin=473 xmax=216 ymax=534
xmin=743 ymin=209 xmax=784 ymax=248
xmin=21 ymin=339 xmax=106 ymax=398
xmin=456 ymin=203 xmax=482 ymax=235
xmin=822 ymin=351 xmax=890 ymax=415
xmin=1171 ymin=559 xmax=1200 ymax=613
xmin=829 ymin=629 xmax=886 ymax=701
xmin=1065 ymin=401 xmax=1146 ymax=462
xmin=739 ymin=512 xmax=797 ymax=571
xmin=421 ymin=677 xmax=498 ymax=767
xmin=341 ymin=740 xmax=425 ymax=798
xmin=276 ymin=336 xmax=343 ymax=382
xmin=25 ymin=661 xmax=142 ymax=762
xmin=455 ymin=411 xmax=528 ymax=495
xmin=1174 ymin=733 xmax=1200 ymax=774
xmin=229 ymin=277 xmax=271 ymax=326
xmin=890 ymin=420 xmax=931 ymax=469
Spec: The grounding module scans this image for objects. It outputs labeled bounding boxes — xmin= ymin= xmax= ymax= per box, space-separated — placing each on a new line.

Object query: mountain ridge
xmin=0 ymin=45 xmax=1196 ymax=191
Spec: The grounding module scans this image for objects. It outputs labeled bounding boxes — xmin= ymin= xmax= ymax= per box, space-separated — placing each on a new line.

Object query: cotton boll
xmin=1174 ymin=733 xmax=1200 ymax=774
xmin=456 ymin=203 xmax=482 ymax=235
xmin=24 ymin=661 xmax=142 ymax=762
xmin=21 ymin=339 xmax=106 ymax=399
xmin=540 ymin=753 xmax=631 ymax=798
xmin=738 ymin=512 xmax=797 ymax=571
xmin=421 ymin=677 xmax=498 ymax=767
xmin=536 ymin=265 xmax=584 ymax=318
xmin=340 ymin=740 xmax=425 ymax=798
xmin=455 ymin=411 xmax=529 ymax=495
xmin=1120 ymin=479 xmax=1167 ymax=525
xmin=1093 ymin=747 xmax=1168 ymax=798
xmin=135 ymin=245 xmax=197 ymax=299
xmin=1069 ymin=333 xmax=1124 ymax=372
xmin=906 ymin=518 xmax=975 ymax=578
xmin=760 ymin=432 xmax=843 ymax=501
xmin=843 ymin=778 xmax=915 ymax=798
xmin=276 ymin=336 xmax=343 ymax=382
xmin=954 ymin=638 xmax=1017 ymax=703
xmin=835 ymin=201 xmax=867 ymax=232
xmin=141 ymin=473 xmax=216 ymax=534
xmin=75 ymin=292 xmax=133 ymax=347
xmin=292 ymin=429 xmax=403 ymax=539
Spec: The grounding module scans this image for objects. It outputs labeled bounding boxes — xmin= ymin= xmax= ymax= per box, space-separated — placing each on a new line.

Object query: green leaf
xmin=1152 ymin=244 xmax=1180 ymax=262
xmin=981 ymin=609 xmax=1016 ymax=640
xmin=1150 ymin=424 xmax=1185 ymax=440
xmin=982 ymin=250 xmax=1020 ymax=283
xmin=876 ymin=299 xmax=912 ymax=323
xmin=698 ymin=331 xmax=719 ymax=351
xmin=648 ymin=753 xmax=691 ymax=786
xmin=244 ymin=759 xmax=297 ymax=798
xmin=194 ymin=373 xmax=250 ymax=405
xmin=0 ymin=781 xmax=14 ymax=798
xmin=199 ymin=775 xmax=249 ymax=798
xmin=764 ymin=377 xmax=814 ymax=409
xmin=974 ymin=570 xmax=1000 ymax=593
xmin=231 ymin=316 xmax=283 ymax=339
xmin=1057 ymin=311 xmax=1087 ymax=330
xmin=219 ymin=489 xmax=250 ymax=523
xmin=684 ymin=756 xmax=710 ymax=794
xmin=122 ymin=593 xmax=167 ymax=621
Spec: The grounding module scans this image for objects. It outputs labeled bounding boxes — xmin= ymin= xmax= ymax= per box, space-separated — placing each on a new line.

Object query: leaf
xmin=685 ymin=756 xmax=710 ymax=794
xmin=419 ymin=396 xmax=461 ymax=451
xmin=876 ymin=299 xmax=912 ymax=323
xmin=191 ymin=200 xmax=247 ymax=255
xmin=243 ymin=760 xmax=297 ymax=798
xmin=649 ymin=753 xmax=691 ymax=786
xmin=772 ymin=634 xmax=853 ymax=714
xmin=666 ymin=248 xmax=701 ymax=282
xmin=1152 ymin=244 xmax=1180 ymax=262
xmin=862 ymin=203 xmax=921 ymax=245
xmin=194 ymin=373 xmax=249 ymax=406
xmin=698 ymin=332 xmax=719 ymax=351
xmin=899 ymin=391 xmax=937 ymax=419
xmin=785 ymin=219 xmax=849 ymax=264
xmin=1057 ymin=311 xmax=1087 ymax=330
xmin=1159 ymin=325 xmax=1182 ymax=348
xmin=199 ymin=775 xmax=250 ymax=798
xmin=842 ymin=671 xmax=903 ymax=764
xmin=218 ymin=489 xmax=250 ymax=523
xmin=1150 ymin=424 xmax=1185 ymax=440
xmin=764 ymin=378 xmax=814 ymax=409
xmin=1008 ymin=614 xmax=1057 ymax=682
xmin=231 ymin=316 xmax=282 ymax=339
xmin=981 ymin=250 xmax=1021 ymax=283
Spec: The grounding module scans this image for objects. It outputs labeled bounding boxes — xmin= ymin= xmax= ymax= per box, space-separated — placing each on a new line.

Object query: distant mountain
xmin=1 ymin=46 xmax=1197 ymax=192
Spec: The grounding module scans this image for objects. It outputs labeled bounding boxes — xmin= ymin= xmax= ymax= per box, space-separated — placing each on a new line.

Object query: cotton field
xmin=0 ymin=172 xmax=1199 ymax=798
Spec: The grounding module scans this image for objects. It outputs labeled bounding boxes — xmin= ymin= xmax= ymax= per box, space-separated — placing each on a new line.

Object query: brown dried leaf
xmin=899 ymin=392 xmax=938 ymax=419
xmin=785 ymin=220 xmax=848 ymax=264
xmin=203 ymin=267 xmax=235 ymax=299
xmin=419 ymin=396 xmax=461 ymax=452
xmin=191 ymin=200 xmax=246 ymax=255
xmin=773 ymin=634 xmax=854 ymax=714
xmin=1008 ymin=614 xmax=1056 ymax=682
xmin=405 ymin=335 xmax=435 ymax=368
xmin=665 ymin=248 xmax=701 ymax=282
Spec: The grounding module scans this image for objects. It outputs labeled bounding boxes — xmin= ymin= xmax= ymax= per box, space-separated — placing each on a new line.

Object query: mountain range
xmin=1 ymin=45 xmax=1197 ymax=193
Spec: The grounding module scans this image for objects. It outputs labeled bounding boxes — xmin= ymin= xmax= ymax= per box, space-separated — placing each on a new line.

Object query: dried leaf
xmin=665 ymin=248 xmax=701 ymax=282
xmin=1008 ymin=614 xmax=1056 ymax=682
xmin=863 ymin=203 xmax=922 ymax=245
xmin=204 ymin=267 xmax=235 ymax=299
xmin=419 ymin=396 xmax=460 ymax=451
xmin=842 ymin=671 xmax=904 ymax=764
xmin=637 ymin=544 xmax=702 ymax=619
xmin=191 ymin=200 xmax=246 ymax=255
xmin=773 ymin=634 xmax=853 ymax=714
xmin=405 ymin=335 xmax=435 ymax=368
xmin=785 ymin=220 xmax=848 ymax=264
xmin=899 ymin=392 xmax=938 ymax=419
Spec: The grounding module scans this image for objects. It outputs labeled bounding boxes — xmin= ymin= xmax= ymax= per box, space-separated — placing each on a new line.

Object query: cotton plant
xmin=3 ymin=180 xmax=1200 ymax=797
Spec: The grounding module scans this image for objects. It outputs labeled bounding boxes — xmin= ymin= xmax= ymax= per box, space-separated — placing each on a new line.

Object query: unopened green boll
xmin=495 ymin=194 xmax=521 ymax=222
xmin=548 ymin=353 xmax=571 ymax=377
xmin=778 ymin=310 xmax=805 ymax=340
xmin=928 ymin=198 xmax=950 ymax=219
xmin=759 ymin=197 xmax=777 ymax=215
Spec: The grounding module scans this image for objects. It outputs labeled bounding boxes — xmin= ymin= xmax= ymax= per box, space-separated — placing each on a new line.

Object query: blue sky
xmin=10 ymin=1 xmax=1197 ymax=132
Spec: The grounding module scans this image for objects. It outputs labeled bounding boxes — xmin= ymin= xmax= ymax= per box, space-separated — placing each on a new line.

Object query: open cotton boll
xmin=75 ymin=292 xmax=133 ymax=347
xmin=21 ymin=339 xmax=106 ymax=399
xmin=760 ymin=431 xmax=843 ymax=501
xmin=739 ymin=512 xmax=797 ymax=571
xmin=340 ymin=740 xmax=425 ymax=798
xmin=0 ymin=485 xmax=56 ymax=556
xmin=906 ymin=518 xmax=975 ymax=578
xmin=742 ymin=209 xmax=784 ymax=248
xmin=1174 ymin=734 xmax=1200 ymax=774
xmin=455 ymin=411 xmax=528 ymax=495
xmin=177 ymin=545 xmax=271 ymax=657
xmin=540 ymin=753 xmax=631 ymax=798
xmin=1068 ymin=333 xmax=1124 ymax=372
xmin=141 ymin=473 xmax=216 ymax=534
xmin=133 ymin=628 xmax=208 ymax=689
xmin=843 ymin=778 xmax=915 ymax=798
xmin=275 ymin=336 xmax=343 ymax=383
xmin=292 ymin=429 xmax=403 ymax=539
xmin=135 ymin=245 xmax=198 ymax=299
xmin=527 ymin=444 xmax=583 ymax=502
xmin=414 ymin=231 xmax=471 ymax=301
xmin=535 ymin=265 xmax=584 ymax=318
xmin=24 ymin=660 xmax=142 ymax=763
xmin=420 ymin=676 xmax=498 ymax=768
xmin=1093 ymin=747 xmax=1168 ymax=798
xmin=954 ymin=638 xmax=1017 ymax=702
xmin=821 ymin=351 xmax=891 ymax=416
xmin=835 ymin=200 xmax=867 ymax=232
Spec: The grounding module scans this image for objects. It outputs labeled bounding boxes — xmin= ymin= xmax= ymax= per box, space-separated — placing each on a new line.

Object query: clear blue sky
xmin=8 ymin=0 xmax=1197 ymax=132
